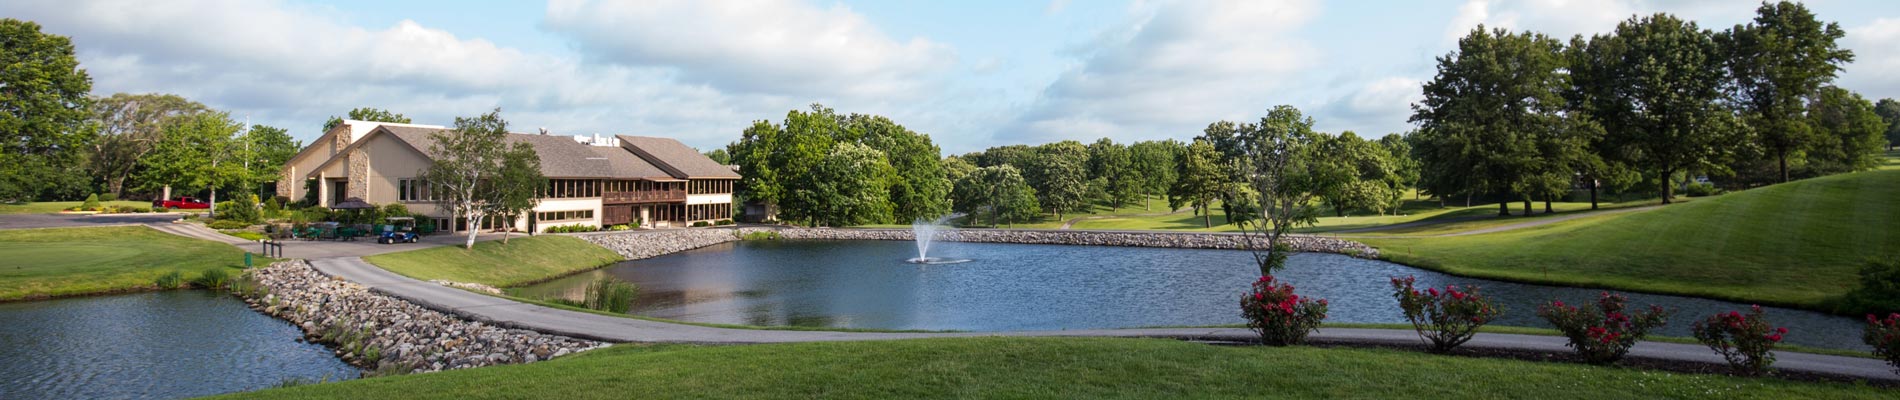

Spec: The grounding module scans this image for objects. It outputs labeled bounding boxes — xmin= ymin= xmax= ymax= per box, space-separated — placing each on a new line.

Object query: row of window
xmin=687 ymin=179 xmax=734 ymax=194
xmin=401 ymin=178 xmax=729 ymax=202
xmin=538 ymin=209 xmax=594 ymax=222
xmin=398 ymin=179 xmax=432 ymax=202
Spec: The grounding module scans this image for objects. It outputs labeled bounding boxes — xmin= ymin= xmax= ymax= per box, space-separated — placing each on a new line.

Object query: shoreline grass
xmin=0 ymin=226 xmax=255 ymax=301
xmin=363 ymin=235 xmax=625 ymax=288
xmin=216 ymin=337 xmax=1892 ymax=399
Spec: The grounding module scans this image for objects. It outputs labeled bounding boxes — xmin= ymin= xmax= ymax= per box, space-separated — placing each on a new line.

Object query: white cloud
xmin=1443 ymin=0 xmax=1637 ymax=41
xmin=0 ymin=0 xmax=802 ymax=150
xmin=1006 ymin=0 xmax=1319 ymax=144
xmin=542 ymin=0 xmax=956 ymax=99
xmin=1317 ymin=76 xmax=1423 ymax=135
xmin=1842 ymin=18 xmax=1900 ymax=101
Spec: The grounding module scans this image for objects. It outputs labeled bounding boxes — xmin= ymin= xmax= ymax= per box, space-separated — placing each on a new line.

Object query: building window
xmin=536 ymin=209 xmax=594 ymax=222
xmin=398 ymin=179 xmax=434 ymax=202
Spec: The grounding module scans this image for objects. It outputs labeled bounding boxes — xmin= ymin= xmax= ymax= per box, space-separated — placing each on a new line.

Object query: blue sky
xmin=6 ymin=0 xmax=1897 ymax=154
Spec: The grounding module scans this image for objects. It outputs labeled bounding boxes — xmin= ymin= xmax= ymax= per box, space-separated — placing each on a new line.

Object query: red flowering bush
xmin=1691 ymin=305 xmax=1785 ymax=375
xmin=1536 ymin=292 xmax=1671 ymax=365
xmin=1241 ymin=275 xmax=1329 ymax=346
xmin=1389 ymin=276 xmax=1503 ymax=353
xmin=1867 ymin=313 xmax=1900 ymax=373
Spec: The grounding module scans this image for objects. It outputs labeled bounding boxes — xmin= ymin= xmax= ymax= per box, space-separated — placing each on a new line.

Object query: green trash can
xmin=245 ymin=253 xmax=253 ymax=268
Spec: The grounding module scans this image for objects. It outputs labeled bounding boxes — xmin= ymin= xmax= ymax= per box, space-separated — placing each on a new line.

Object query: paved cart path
xmin=310 ymin=256 xmax=1899 ymax=382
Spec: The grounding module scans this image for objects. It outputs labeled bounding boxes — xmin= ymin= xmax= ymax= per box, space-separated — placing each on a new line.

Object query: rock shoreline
xmin=578 ymin=227 xmax=1378 ymax=260
xmin=239 ymin=260 xmax=608 ymax=374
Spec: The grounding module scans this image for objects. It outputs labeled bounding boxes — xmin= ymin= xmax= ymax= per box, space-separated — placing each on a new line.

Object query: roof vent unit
xmin=539 ymin=127 xmax=550 ymax=136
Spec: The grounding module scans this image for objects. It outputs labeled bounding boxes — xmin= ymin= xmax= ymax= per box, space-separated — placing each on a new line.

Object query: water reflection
xmin=515 ymin=240 xmax=1869 ymax=350
xmin=0 ymin=291 xmax=358 ymax=399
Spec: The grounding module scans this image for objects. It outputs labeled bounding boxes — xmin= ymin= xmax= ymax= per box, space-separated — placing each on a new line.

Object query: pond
xmin=514 ymin=240 xmax=1869 ymax=351
xmin=0 ymin=291 xmax=358 ymax=399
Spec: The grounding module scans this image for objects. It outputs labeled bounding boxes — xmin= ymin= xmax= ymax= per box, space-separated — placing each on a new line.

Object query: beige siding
xmin=359 ymin=134 xmax=434 ymax=206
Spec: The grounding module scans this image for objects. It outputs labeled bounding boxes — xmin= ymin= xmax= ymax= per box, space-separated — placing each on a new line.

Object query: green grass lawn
xmin=1359 ymin=168 xmax=1900 ymax=310
xmin=364 ymin=235 xmax=624 ymax=287
xmin=0 ymin=226 xmax=251 ymax=300
xmin=218 ymin=337 xmax=1886 ymax=399
xmin=0 ymin=200 xmax=152 ymax=214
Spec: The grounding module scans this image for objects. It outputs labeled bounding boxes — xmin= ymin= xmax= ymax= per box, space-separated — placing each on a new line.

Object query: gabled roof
xmin=617 ymin=135 xmax=741 ymax=179
xmin=305 ymin=126 xmax=689 ymax=180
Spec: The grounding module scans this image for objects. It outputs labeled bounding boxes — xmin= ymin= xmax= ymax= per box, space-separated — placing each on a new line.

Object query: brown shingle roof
xmin=377 ymin=126 xmax=678 ymax=179
xmin=616 ymin=135 xmax=740 ymax=179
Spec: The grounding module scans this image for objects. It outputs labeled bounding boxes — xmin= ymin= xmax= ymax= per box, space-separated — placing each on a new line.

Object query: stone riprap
xmin=578 ymin=227 xmax=1378 ymax=260
xmin=242 ymin=261 xmax=608 ymax=374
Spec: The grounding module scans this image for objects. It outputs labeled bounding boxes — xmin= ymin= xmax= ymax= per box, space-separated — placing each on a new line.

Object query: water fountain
xmin=907 ymin=213 xmax=971 ymax=264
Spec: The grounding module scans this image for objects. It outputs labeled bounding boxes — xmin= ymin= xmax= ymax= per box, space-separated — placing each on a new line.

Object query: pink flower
xmin=1776 ymin=327 xmax=1787 ymax=335
xmin=1427 ymin=288 xmax=1439 ymax=297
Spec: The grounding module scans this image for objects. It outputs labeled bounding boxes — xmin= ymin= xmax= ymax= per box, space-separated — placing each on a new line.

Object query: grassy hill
xmin=1359 ymin=168 xmax=1900 ymax=310
xmin=364 ymin=235 xmax=624 ymax=287
xmin=216 ymin=337 xmax=1885 ymax=399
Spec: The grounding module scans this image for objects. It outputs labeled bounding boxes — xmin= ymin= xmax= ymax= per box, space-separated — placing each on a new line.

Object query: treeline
xmin=727 ymin=105 xmax=953 ymax=227
xmin=0 ymin=18 xmax=393 ymax=205
xmin=1413 ymin=2 xmax=1893 ymax=215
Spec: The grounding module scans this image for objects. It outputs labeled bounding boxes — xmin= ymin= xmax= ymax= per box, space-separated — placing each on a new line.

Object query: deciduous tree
xmin=1412 ymin=26 xmax=1566 ymax=213
xmin=1026 ymin=141 xmax=1090 ymax=220
xmin=139 ymin=112 xmax=245 ymax=217
xmin=421 ymin=108 xmax=512 ymax=250
xmin=323 ymin=107 xmax=411 ymax=132
xmin=0 ymin=19 xmax=94 ymax=202
xmin=490 ymin=142 xmax=545 ymax=244
xmin=1874 ymin=98 xmax=1900 ymax=150
xmin=1803 ymin=86 xmax=1887 ymax=174
xmin=89 ymin=93 xmax=207 ymax=198
xmin=1170 ymin=139 xmax=1226 ymax=228
xmin=1128 ymin=140 xmax=1182 ymax=210
xmin=1719 ymin=1 xmax=1853 ymax=183
xmin=1570 ymin=15 xmax=1735 ymax=204
xmin=801 ymin=142 xmax=895 ymax=227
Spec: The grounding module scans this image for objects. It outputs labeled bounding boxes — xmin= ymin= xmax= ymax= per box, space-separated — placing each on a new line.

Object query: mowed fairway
xmin=217 ymin=337 xmax=1888 ymax=399
xmin=364 ymin=235 xmax=624 ymax=287
xmin=0 ymin=226 xmax=250 ymax=300
xmin=1359 ymin=168 xmax=1900 ymax=309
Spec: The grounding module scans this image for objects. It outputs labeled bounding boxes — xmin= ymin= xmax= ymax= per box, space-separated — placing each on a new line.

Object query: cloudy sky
xmin=6 ymin=0 xmax=1897 ymax=154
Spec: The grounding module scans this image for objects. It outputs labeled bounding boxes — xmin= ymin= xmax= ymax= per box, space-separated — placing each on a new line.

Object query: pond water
xmin=514 ymin=240 xmax=1870 ymax=351
xmin=0 ymin=291 xmax=358 ymax=399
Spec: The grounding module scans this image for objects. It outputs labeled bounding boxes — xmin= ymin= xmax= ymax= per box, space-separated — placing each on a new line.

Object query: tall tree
xmin=89 ymin=93 xmax=207 ymax=198
xmin=1875 ymin=98 xmax=1900 ymax=151
xmin=1169 ymin=139 xmax=1226 ymax=228
xmin=955 ymin=165 xmax=1038 ymax=227
xmin=803 ymin=142 xmax=895 ymax=227
xmin=421 ymin=108 xmax=512 ymax=250
xmin=849 ymin=114 xmax=951 ymax=222
xmin=0 ymin=19 xmax=94 ymax=202
xmin=1313 ymin=132 xmax=1403 ymax=217
xmin=1377 ymin=133 xmax=1421 ymax=199
xmin=1412 ymin=26 xmax=1566 ymax=214
xmin=701 ymin=148 xmax=731 ymax=164
xmin=489 ymin=142 xmax=545 ymax=244
xmin=773 ymin=105 xmax=843 ymax=226
xmin=1086 ymin=138 xmax=1140 ymax=209
xmin=1025 ymin=141 xmax=1090 ymax=220
xmin=1571 ymin=15 xmax=1735 ymax=204
xmin=1719 ymin=1 xmax=1853 ymax=183
xmin=1127 ymin=140 xmax=1181 ymax=210
xmin=1237 ymin=106 xmax=1325 ymax=275
xmin=323 ymin=107 xmax=412 ymax=132
xmin=967 ymin=144 xmax=1036 ymax=169
xmin=139 ymin=112 xmax=245 ymax=217
xmin=236 ymin=124 xmax=299 ymax=198
xmin=1803 ymin=86 xmax=1887 ymax=174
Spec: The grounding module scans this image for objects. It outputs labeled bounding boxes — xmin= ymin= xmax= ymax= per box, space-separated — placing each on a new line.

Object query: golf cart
xmin=378 ymin=217 xmax=420 ymax=244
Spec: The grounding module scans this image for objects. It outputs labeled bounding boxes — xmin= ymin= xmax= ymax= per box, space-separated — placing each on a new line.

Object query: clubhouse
xmin=277 ymin=120 xmax=739 ymax=233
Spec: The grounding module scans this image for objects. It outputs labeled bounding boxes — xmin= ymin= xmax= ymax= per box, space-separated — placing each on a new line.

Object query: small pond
xmin=0 ymin=291 xmax=358 ymax=399
xmin=514 ymin=240 xmax=1869 ymax=351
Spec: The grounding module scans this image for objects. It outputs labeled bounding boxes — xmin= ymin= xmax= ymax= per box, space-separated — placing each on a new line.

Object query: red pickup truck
xmin=152 ymin=197 xmax=212 ymax=210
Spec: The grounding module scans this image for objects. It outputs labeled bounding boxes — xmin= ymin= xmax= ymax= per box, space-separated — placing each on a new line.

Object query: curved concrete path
xmin=312 ymin=256 xmax=1899 ymax=382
